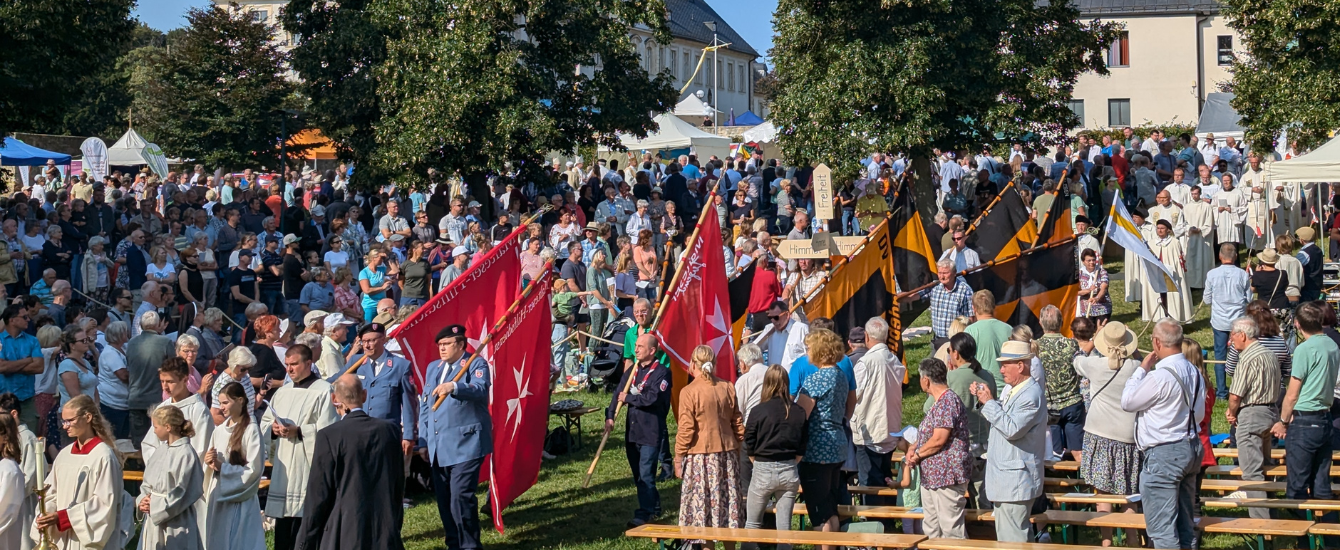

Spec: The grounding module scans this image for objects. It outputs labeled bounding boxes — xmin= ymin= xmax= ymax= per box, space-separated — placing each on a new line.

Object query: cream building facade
xmin=1069 ymin=0 xmax=1242 ymax=130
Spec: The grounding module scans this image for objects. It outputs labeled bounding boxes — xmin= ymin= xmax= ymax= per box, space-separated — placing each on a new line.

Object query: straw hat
xmin=1256 ymin=248 xmax=1279 ymax=265
xmin=1095 ymin=321 xmax=1138 ymax=360
xmin=995 ymin=340 xmax=1035 ymax=363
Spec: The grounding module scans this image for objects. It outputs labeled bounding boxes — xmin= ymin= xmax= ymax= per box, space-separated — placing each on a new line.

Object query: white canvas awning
xmin=742 ymin=121 xmax=778 ymax=144
xmin=106 ymin=128 xmax=170 ymax=177
xmin=603 ymin=113 xmax=731 ymax=159
xmin=1195 ymin=93 xmax=1244 ymax=142
xmin=673 ymin=95 xmax=717 ymax=118
xmin=1267 ymin=134 xmax=1340 ymax=182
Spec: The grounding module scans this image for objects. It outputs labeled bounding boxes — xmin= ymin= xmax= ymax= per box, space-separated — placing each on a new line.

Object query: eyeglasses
xmin=60 ymin=417 xmax=79 ymax=427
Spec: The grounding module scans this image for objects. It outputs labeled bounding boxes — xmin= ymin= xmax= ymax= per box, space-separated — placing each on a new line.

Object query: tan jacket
xmin=675 ymin=376 xmax=744 ymax=456
xmin=0 ymin=240 xmax=17 ymax=285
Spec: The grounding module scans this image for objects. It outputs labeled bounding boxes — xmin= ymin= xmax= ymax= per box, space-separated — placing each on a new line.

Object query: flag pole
xmin=965 ymin=181 xmax=1018 ymax=234
xmin=1029 ymin=169 xmax=1070 ymax=249
xmin=785 ymin=215 xmax=892 ymax=317
xmin=585 ymin=194 xmax=717 ymax=488
xmin=430 ymin=262 xmax=553 ymax=411
xmin=895 ymin=235 xmax=1080 ymax=301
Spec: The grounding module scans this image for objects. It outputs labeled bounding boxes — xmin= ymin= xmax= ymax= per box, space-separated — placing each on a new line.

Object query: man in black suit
xmin=298 ymin=374 xmax=406 ymax=550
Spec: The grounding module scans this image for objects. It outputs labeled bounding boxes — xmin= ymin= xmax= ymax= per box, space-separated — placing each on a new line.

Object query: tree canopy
xmin=131 ymin=5 xmax=296 ymax=169
xmin=284 ymin=0 xmax=678 ymax=186
xmin=770 ymin=0 xmax=1119 ymax=181
xmin=1225 ymin=0 xmax=1340 ymax=152
xmin=0 ymin=0 xmax=136 ymax=137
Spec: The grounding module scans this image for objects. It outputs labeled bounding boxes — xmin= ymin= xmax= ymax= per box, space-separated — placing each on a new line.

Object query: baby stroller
xmin=587 ymin=308 xmax=636 ymax=393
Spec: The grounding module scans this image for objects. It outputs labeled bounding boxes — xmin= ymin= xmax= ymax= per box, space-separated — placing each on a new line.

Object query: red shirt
xmin=265 ymin=195 xmax=283 ymax=218
xmin=1110 ymin=155 xmax=1130 ymax=184
xmin=748 ymin=267 xmax=783 ymax=313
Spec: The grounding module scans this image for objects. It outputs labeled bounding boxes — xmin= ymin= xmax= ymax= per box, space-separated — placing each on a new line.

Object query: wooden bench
xmin=1204 ymin=464 xmax=1340 ymax=477
xmin=918 ymin=537 xmax=1109 ymax=550
xmin=1203 ymin=497 xmax=1340 ymax=512
xmin=1200 ymin=478 xmax=1340 ymax=493
xmin=789 ymin=504 xmax=995 ymax=522
xmin=625 ymin=524 xmax=926 ymax=549
xmin=549 ymin=406 xmax=601 ymax=450
xmin=1309 ymin=524 xmax=1340 ymax=537
xmin=848 ymin=485 xmax=900 ymax=497
xmin=1031 ymin=509 xmax=1312 ymax=549
xmin=1045 ymin=493 xmax=1138 ymax=507
xmin=1045 ymin=460 xmax=1080 ymax=472
xmin=1213 ymin=448 xmax=1340 ymax=461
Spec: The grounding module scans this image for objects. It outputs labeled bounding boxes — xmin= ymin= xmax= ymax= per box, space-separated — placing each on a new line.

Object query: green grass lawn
xmin=378 ymin=259 xmax=1263 ymax=549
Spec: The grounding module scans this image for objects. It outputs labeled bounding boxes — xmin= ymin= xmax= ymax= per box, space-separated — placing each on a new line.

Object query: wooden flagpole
xmin=784 ymin=215 xmax=892 ymax=317
xmin=1029 ymin=169 xmax=1069 ymax=249
xmin=965 ymin=181 xmax=1018 ymax=234
xmin=430 ymin=262 xmax=553 ymax=411
xmin=584 ymin=194 xmax=717 ymax=488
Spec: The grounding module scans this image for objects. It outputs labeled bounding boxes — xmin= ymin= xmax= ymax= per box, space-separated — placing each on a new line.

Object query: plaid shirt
xmin=922 ymin=277 xmax=974 ymax=337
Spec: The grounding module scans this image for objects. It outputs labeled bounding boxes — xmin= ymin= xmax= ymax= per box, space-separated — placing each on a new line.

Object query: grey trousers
xmin=1236 ymin=405 xmax=1276 ymax=520
xmin=1140 ymin=439 xmax=1202 ymax=550
xmin=992 ymin=500 xmax=1033 ymax=542
xmin=922 ymin=483 xmax=968 ymax=539
xmin=743 ymin=460 xmax=800 ymax=550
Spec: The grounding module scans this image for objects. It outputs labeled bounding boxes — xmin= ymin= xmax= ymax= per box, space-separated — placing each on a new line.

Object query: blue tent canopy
xmin=726 ymin=111 xmax=765 ymax=127
xmin=0 ymin=137 xmax=72 ymax=167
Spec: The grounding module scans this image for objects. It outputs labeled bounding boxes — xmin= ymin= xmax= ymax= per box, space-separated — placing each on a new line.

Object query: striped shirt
xmin=1224 ymin=335 xmax=1291 ymax=389
xmin=1228 ymin=341 xmax=1281 ymax=406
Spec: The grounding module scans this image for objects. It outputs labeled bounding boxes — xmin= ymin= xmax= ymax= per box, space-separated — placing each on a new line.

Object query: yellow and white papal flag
xmin=1105 ymin=189 xmax=1182 ymax=294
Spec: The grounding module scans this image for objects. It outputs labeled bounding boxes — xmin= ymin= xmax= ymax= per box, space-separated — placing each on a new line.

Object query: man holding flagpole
xmin=1106 ymin=190 xmax=1184 ymax=320
xmin=419 ymin=325 xmax=491 ymax=550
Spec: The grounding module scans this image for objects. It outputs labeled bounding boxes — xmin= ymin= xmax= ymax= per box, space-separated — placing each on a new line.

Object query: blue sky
xmin=134 ymin=0 xmax=776 ymax=62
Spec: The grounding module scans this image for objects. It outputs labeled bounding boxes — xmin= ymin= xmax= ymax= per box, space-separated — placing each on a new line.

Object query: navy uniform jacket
xmin=419 ymin=355 xmax=491 ymax=467
xmin=605 ymin=361 xmax=670 ymax=447
xmin=335 ymin=351 xmax=418 ymax=441
xmin=1301 ymin=243 xmax=1324 ymax=301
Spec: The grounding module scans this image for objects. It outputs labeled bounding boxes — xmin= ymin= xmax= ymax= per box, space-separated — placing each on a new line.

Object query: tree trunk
xmin=910 ymin=156 xmax=939 ymax=237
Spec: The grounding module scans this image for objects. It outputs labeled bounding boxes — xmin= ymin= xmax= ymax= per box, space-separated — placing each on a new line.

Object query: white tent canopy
xmin=743 ymin=121 xmax=778 ymax=144
xmin=1267 ymin=134 xmax=1340 ymax=182
xmin=1195 ymin=93 xmax=1244 ymax=142
xmin=604 ymin=113 xmax=731 ymax=160
xmin=107 ymin=128 xmax=169 ymax=177
xmin=673 ymin=94 xmax=717 ymax=118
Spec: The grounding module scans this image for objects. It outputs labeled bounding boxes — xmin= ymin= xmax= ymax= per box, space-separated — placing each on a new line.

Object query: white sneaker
xmin=542 ymin=451 xmax=557 ymax=460
xmin=1225 ymin=491 xmax=1249 ymax=499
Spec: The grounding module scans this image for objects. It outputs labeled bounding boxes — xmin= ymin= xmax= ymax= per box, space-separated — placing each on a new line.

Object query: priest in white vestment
xmin=1123 ymin=209 xmax=1155 ymax=303
xmin=1184 ymin=186 xmax=1216 ymax=289
xmin=1142 ymin=220 xmax=1194 ymax=322
xmin=1241 ymin=155 xmax=1275 ymax=251
xmin=261 ymin=345 xmax=337 ymax=550
xmin=1213 ymin=174 xmax=1248 ymax=249
xmin=1148 ymin=190 xmax=1187 ymax=241
xmin=1165 ymin=168 xmax=1195 ymax=208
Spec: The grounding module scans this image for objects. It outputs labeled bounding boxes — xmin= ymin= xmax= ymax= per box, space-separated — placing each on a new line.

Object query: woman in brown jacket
xmin=675 ymin=345 xmax=746 ymax=532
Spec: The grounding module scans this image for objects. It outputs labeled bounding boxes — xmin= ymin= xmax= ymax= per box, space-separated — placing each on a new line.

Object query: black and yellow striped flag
xmin=729 ymin=259 xmax=757 ymax=348
xmin=969 ymin=183 xmax=1038 ymax=263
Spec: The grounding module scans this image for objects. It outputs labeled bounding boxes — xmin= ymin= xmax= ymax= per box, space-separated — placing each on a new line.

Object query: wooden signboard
xmin=777 ymin=236 xmax=867 ymax=259
xmin=810 ymin=231 xmax=834 ymax=255
xmin=812 ymin=163 xmax=834 ymax=220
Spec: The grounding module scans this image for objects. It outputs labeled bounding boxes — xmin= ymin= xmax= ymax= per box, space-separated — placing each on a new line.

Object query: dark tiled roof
xmin=664 ymin=0 xmax=760 ymax=58
xmin=1070 ymin=0 xmax=1222 ymax=16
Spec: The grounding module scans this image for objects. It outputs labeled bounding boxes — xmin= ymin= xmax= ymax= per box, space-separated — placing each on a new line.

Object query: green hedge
xmin=1077 ymin=122 xmax=1200 ymax=143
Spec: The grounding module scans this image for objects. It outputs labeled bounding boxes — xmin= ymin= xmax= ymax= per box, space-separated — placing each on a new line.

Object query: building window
xmin=250 ymin=9 xmax=268 ymax=22
xmin=1106 ymin=32 xmax=1129 ymax=67
xmin=1066 ymin=99 xmax=1085 ymax=125
xmin=1108 ymin=98 xmax=1131 ymax=127
xmin=1217 ymin=36 xmax=1234 ymax=65
xmin=694 ymin=54 xmax=703 ymax=85
xmin=683 ymin=51 xmax=692 ymax=82
xmin=717 ymin=60 xmax=723 ymax=88
xmin=739 ymin=65 xmax=746 ymax=95
xmin=727 ymin=62 xmax=735 ymax=91
xmin=669 ymin=50 xmax=678 ymax=79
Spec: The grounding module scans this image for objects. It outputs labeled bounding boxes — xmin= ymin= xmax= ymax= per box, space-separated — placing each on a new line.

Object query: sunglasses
xmin=768 ymin=314 xmax=783 ymax=320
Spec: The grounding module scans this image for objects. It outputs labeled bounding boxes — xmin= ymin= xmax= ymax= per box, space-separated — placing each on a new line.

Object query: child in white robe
xmin=143 ymin=358 xmax=213 ymax=536
xmin=202 ymin=382 xmax=266 ymax=550
xmin=32 ymin=395 xmax=129 ymax=550
xmin=0 ymin=392 xmax=40 ymax=550
xmin=138 ymin=406 xmax=204 ymax=550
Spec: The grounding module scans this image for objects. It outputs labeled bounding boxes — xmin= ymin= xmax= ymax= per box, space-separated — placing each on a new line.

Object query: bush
xmin=1077 ymin=121 xmax=1199 ymax=144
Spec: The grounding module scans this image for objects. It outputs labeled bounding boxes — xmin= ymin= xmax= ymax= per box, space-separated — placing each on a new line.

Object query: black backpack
xmin=544 ymin=426 xmax=572 ymax=456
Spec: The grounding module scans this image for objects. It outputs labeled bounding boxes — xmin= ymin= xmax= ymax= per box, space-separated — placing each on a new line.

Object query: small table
xmin=550 ymin=406 xmax=601 ymax=450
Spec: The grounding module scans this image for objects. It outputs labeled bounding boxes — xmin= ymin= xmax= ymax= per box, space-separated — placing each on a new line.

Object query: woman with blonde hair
xmin=358 ymin=250 xmax=397 ymax=322
xmin=34 ymin=395 xmax=128 ymax=550
xmin=1182 ymin=337 xmax=1218 ymax=491
xmin=146 ymin=246 xmax=177 ymax=285
xmin=613 ymin=252 xmax=639 ymax=310
xmin=796 ymin=329 xmax=854 ymax=548
xmin=138 ymin=405 xmax=204 ymax=549
xmin=742 ymin=365 xmax=807 ymax=549
xmin=633 ymin=229 xmax=659 ymax=300
xmin=933 ymin=316 xmax=973 ymax=363
xmin=676 ymin=345 xmax=745 ymax=535
xmin=331 ymin=266 xmax=363 ymax=322
xmin=57 ymin=324 xmax=98 ymax=407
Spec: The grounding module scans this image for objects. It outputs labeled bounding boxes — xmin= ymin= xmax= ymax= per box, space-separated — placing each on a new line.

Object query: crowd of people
xmin=0 ymin=130 xmax=1335 ymax=550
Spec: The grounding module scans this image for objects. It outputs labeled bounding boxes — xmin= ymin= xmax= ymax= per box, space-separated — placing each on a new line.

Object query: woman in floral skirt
xmin=675 ymin=345 xmax=745 ymax=537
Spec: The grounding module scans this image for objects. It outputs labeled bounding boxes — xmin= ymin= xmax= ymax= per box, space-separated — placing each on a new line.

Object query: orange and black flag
xmin=802 ymin=221 xmax=903 ymax=357
xmin=729 ymin=259 xmax=757 ymax=348
xmin=888 ymin=177 xmax=936 ymax=361
xmin=968 ymin=183 xmax=1038 ymax=263
xmin=964 ymin=237 xmax=1080 ymax=337
xmin=1033 ymin=186 xmax=1076 ymax=247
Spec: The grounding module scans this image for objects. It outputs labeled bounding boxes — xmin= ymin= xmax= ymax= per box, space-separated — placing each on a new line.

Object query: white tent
xmin=604 ymin=113 xmax=731 ymax=160
xmin=673 ymin=94 xmax=717 ymax=118
xmin=1267 ymin=134 xmax=1340 ymax=182
xmin=742 ymin=121 xmax=778 ymax=144
xmin=1195 ymin=93 xmax=1245 ymax=142
xmin=107 ymin=128 xmax=170 ymax=177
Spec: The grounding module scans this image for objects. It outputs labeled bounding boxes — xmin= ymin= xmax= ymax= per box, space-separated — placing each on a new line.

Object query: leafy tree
xmin=1224 ymin=0 xmax=1340 ymax=152
xmin=770 ymin=0 xmax=1120 ymax=222
xmin=285 ymin=0 xmax=678 ymax=187
xmin=0 ymin=0 xmax=136 ymax=137
xmin=131 ymin=5 xmax=296 ymax=169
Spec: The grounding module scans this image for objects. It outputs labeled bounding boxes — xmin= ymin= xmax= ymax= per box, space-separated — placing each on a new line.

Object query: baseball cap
xmin=323 ymin=312 xmax=356 ymax=327
xmin=452 ymin=246 xmax=470 ymax=258
xmin=303 ymin=310 xmax=329 ymax=328
xmin=282 ymin=234 xmax=300 ymax=246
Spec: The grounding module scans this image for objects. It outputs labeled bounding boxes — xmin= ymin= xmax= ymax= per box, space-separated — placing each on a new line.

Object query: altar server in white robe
xmin=1123 ymin=209 xmax=1155 ymax=303
xmin=1184 ymin=186 xmax=1216 ymax=289
xmin=1241 ymin=154 xmax=1275 ymax=251
xmin=143 ymin=358 xmax=213 ymax=462
xmin=261 ymin=344 xmax=337 ymax=550
xmin=0 ymin=415 xmax=27 ymax=550
xmin=202 ymin=382 xmax=265 ymax=550
xmin=1148 ymin=190 xmax=1187 ymax=241
xmin=1 ymin=393 xmax=40 ymax=550
xmin=1142 ymin=220 xmax=1194 ymax=323
xmin=1165 ymin=168 xmax=1195 ymax=208
xmin=138 ymin=406 xmax=204 ymax=550
xmin=33 ymin=395 xmax=128 ymax=550
xmin=1213 ymin=174 xmax=1248 ymax=250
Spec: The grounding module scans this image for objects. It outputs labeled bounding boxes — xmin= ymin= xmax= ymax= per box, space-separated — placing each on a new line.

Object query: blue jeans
xmin=1140 ymin=439 xmax=1201 ymax=549
xmin=71 ymin=253 xmax=83 ymax=291
xmin=1212 ymin=329 xmax=1230 ymax=398
xmin=1049 ymin=401 xmax=1087 ymax=457
xmin=625 ymin=442 xmax=661 ymax=521
xmin=261 ymin=289 xmax=284 ymax=317
xmin=232 ymin=313 xmax=248 ymax=344
xmin=841 ymin=210 xmax=858 ymax=236
xmin=400 ymin=297 xmax=426 ymax=307
xmin=1285 ymin=410 xmax=1334 ymax=500
xmin=285 ymin=299 xmax=303 ymax=323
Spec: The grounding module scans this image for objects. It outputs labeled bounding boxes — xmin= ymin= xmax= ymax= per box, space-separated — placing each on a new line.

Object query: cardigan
xmin=675 ymin=376 xmax=744 ymax=456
